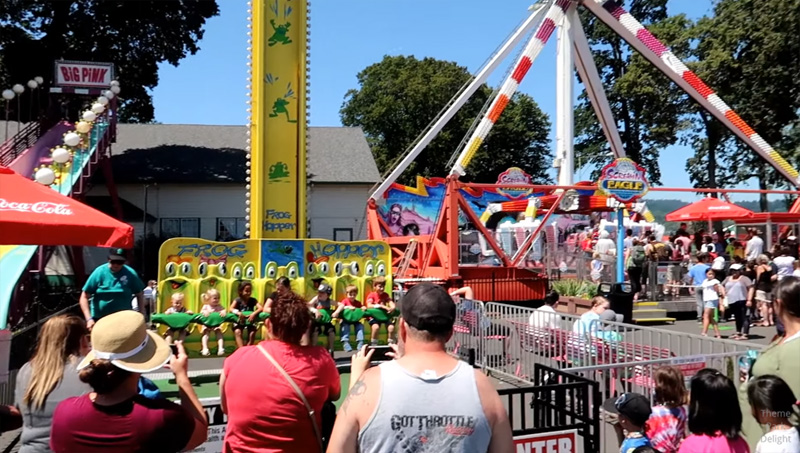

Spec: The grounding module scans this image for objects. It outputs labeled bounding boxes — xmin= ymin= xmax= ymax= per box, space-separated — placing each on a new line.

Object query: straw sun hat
xmin=78 ymin=311 xmax=171 ymax=373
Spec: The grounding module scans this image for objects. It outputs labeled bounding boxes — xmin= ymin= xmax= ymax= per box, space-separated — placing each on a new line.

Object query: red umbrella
xmin=665 ymin=196 xmax=755 ymax=222
xmin=0 ymin=166 xmax=133 ymax=247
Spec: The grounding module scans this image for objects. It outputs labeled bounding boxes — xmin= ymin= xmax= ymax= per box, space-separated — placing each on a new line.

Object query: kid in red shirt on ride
xmin=332 ymin=285 xmax=364 ymax=352
xmin=366 ymin=276 xmax=396 ymax=345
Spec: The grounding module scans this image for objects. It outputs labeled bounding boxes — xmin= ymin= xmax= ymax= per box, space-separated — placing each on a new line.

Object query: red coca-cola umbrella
xmin=665 ymin=196 xmax=755 ymax=222
xmin=0 ymin=165 xmax=133 ymax=247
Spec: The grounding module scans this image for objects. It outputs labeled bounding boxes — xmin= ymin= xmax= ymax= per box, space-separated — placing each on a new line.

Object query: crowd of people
xmin=0 ymin=243 xmax=797 ymax=452
xmin=580 ymin=222 xmax=796 ymax=340
xmin=603 ymin=366 xmax=799 ymax=453
xmin=2 ymin=248 xmax=517 ymax=451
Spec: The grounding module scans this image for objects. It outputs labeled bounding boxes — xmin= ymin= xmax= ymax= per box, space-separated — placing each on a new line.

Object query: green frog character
xmin=269 ymin=98 xmax=297 ymax=123
xmin=268 ymin=19 xmax=292 ymax=46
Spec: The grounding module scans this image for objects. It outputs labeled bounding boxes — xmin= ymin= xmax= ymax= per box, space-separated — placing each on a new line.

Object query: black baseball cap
xmin=398 ymin=283 xmax=455 ymax=334
xmin=317 ymin=283 xmax=332 ymax=294
xmin=108 ymin=248 xmax=127 ymax=262
xmin=603 ymin=393 xmax=652 ymax=426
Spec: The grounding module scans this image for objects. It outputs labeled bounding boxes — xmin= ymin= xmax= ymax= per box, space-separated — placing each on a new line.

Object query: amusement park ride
xmin=362 ymin=0 xmax=800 ymax=301
xmin=154 ymin=0 xmax=800 ymax=310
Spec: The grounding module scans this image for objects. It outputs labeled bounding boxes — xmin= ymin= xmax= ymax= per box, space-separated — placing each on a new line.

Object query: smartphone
xmin=170 ymin=344 xmax=179 ymax=356
xmin=368 ymin=345 xmax=392 ymax=362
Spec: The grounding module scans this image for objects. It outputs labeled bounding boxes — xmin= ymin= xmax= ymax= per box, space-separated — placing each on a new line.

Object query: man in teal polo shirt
xmin=80 ymin=248 xmax=145 ymax=330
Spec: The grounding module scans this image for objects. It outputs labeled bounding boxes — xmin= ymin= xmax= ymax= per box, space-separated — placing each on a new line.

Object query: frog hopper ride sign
xmin=597 ymin=158 xmax=649 ymax=203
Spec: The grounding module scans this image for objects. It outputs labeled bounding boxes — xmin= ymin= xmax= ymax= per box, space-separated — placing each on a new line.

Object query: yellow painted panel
xmin=250 ymin=0 xmax=308 ymax=238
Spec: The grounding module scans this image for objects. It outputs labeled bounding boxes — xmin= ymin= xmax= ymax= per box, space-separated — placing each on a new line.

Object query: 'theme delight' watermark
xmin=760 ymin=409 xmax=795 ymax=419
xmin=759 ymin=430 xmax=797 ymax=446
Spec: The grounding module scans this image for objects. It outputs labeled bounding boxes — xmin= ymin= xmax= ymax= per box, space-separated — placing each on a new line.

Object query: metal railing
xmin=447 ymin=301 xmax=763 ymax=450
xmin=0 ymin=369 xmax=18 ymax=406
xmin=500 ymin=363 xmax=601 ymax=452
xmin=0 ymin=122 xmax=41 ymax=166
xmin=447 ymin=302 xmax=762 ymax=382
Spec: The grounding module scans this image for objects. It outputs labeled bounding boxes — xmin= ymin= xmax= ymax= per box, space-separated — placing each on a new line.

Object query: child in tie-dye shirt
xmin=645 ymin=366 xmax=688 ymax=453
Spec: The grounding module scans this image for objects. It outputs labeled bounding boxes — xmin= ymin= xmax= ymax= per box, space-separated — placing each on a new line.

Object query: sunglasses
xmin=110 ymin=260 xmax=125 ymax=265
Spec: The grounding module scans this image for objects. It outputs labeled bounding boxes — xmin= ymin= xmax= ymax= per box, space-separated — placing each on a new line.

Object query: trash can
xmin=598 ymin=282 xmax=634 ymax=323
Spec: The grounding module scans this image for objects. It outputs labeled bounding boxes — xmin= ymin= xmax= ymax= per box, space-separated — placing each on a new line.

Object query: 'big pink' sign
xmin=54 ymin=61 xmax=114 ymax=88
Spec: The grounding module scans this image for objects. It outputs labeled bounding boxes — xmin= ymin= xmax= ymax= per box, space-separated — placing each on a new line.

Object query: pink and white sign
xmin=54 ymin=61 xmax=114 ymax=88
xmin=0 ymin=199 xmax=73 ymax=216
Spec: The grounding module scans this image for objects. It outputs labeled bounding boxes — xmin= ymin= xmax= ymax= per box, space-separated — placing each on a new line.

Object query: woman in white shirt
xmin=722 ymin=264 xmax=754 ymax=340
xmin=701 ymin=268 xmax=725 ymax=338
xmin=773 ymin=247 xmax=796 ymax=281
xmin=529 ymin=291 xmax=561 ymax=329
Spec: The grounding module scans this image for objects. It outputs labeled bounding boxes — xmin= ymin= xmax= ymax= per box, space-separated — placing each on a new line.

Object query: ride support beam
xmin=570 ymin=8 xmax=626 ymax=158
xmin=555 ymin=2 xmax=576 ymax=185
xmin=368 ymin=2 xmax=552 ymax=202
xmin=582 ymin=0 xmax=800 ymax=189
xmin=451 ymin=0 xmax=573 ymax=176
xmin=511 ymin=191 xmax=566 ymax=267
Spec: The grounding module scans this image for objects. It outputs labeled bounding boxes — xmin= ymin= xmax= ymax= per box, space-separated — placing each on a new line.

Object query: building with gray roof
xmin=87 ymin=124 xmax=380 ymax=242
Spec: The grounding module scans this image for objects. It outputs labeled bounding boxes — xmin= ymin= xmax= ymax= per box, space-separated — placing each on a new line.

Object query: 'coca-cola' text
xmin=0 ymin=199 xmax=73 ymax=215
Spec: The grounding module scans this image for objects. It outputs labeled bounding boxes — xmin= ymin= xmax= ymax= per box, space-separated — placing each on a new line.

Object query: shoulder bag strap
xmin=257 ymin=343 xmax=324 ymax=452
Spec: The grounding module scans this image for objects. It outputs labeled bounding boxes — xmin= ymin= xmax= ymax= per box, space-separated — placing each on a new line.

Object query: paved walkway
xmin=652 ymin=317 xmax=779 ymax=347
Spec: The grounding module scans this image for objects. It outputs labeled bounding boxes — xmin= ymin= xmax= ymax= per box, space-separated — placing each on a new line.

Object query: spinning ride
xmin=365 ymin=0 xmax=800 ymax=302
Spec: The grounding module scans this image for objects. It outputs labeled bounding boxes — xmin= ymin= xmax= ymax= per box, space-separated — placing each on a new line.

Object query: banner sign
xmin=186 ymin=398 xmax=225 ymax=453
xmin=514 ymin=429 xmax=578 ymax=453
xmin=54 ymin=61 xmax=114 ymax=88
xmin=496 ymin=167 xmax=534 ymax=199
xmin=597 ymin=158 xmax=649 ymax=203
xmin=249 ymin=0 xmax=308 ymax=238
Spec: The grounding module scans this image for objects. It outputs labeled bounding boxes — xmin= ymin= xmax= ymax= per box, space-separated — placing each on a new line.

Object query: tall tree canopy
xmin=683 ymin=0 xmax=800 ymax=209
xmin=574 ymin=0 xmax=692 ymax=185
xmin=340 ymin=55 xmax=552 ymax=185
xmin=0 ymin=0 xmax=219 ymax=122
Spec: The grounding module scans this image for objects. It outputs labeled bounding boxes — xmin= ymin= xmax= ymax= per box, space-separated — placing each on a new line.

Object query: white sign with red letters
xmin=54 ymin=61 xmax=114 ymax=88
xmin=514 ymin=429 xmax=579 ymax=453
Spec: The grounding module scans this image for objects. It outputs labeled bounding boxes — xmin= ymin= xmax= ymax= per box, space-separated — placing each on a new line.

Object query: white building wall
xmin=89 ymin=183 xmax=371 ymax=241
xmin=309 ymin=184 xmax=371 ymax=240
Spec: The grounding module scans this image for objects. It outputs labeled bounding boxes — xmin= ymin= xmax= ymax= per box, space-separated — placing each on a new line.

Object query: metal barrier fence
xmin=0 ymin=369 xmax=18 ymax=406
xmin=500 ymin=364 xmax=600 ymax=453
xmin=447 ymin=302 xmax=764 ymax=451
xmin=447 ymin=302 xmax=762 ymax=384
xmin=644 ymin=259 xmax=699 ymax=306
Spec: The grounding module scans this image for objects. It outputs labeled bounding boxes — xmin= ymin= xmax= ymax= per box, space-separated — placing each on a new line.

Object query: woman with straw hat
xmin=49 ymin=311 xmax=208 ymax=452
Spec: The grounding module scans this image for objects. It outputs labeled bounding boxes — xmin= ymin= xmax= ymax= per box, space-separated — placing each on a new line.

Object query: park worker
xmin=79 ymin=248 xmax=145 ymax=330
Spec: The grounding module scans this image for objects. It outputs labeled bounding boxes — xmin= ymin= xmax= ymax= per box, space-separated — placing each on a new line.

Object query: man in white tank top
xmin=327 ymin=283 xmax=513 ymax=453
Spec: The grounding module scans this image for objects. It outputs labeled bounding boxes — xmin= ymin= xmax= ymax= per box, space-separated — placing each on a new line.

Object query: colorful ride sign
xmin=597 ymin=158 xmax=649 ymax=203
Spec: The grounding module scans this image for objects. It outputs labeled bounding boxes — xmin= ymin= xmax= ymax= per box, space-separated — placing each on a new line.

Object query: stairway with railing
xmin=0 ymin=110 xmax=117 ymax=330
xmin=0 ymin=122 xmax=43 ymax=167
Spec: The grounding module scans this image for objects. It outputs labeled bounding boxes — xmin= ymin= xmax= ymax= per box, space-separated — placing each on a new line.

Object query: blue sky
xmin=151 ymin=0 xmax=765 ymax=202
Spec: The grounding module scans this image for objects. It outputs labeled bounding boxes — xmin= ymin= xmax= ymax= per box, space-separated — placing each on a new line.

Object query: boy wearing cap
xmin=308 ymin=283 xmax=336 ymax=353
xmin=80 ymin=248 xmax=145 ymax=330
xmin=604 ymin=393 xmax=653 ymax=453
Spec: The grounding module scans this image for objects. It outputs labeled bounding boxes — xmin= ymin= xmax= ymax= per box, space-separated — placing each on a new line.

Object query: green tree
xmin=340 ymin=55 xmax=552 ymax=184
xmin=574 ymin=0 xmax=693 ymax=185
xmin=0 ymin=0 xmax=219 ymax=123
xmin=683 ymin=0 xmax=800 ymax=210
